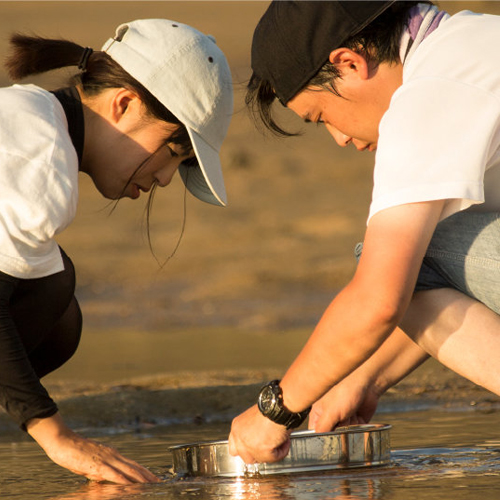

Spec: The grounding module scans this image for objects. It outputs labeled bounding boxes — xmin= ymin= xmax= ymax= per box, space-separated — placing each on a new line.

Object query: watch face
xmin=258 ymin=385 xmax=277 ymax=413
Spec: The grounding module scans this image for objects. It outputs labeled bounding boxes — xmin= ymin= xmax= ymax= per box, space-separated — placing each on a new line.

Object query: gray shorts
xmin=355 ymin=211 xmax=500 ymax=315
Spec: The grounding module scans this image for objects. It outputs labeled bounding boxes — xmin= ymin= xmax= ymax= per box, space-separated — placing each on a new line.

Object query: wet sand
xmin=1 ymin=324 xmax=499 ymax=436
xmin=0 ymin=327 xmax=496 ymax=437
xmin=0 ymin=1 xmax=500 ymax=438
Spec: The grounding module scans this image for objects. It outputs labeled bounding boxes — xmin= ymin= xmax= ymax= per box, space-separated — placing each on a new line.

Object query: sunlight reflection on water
xmin=1 ymin=407 xmax=499 ymax=500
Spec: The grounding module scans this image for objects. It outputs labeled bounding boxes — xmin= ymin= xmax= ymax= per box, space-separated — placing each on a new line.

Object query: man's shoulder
xmin=404 ymin=11 xmax=500 ymax=95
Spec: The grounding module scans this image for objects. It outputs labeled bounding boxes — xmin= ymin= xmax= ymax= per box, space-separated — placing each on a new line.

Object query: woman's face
xmin=94 ymin=119 xmax=191 ymax=201
xmin=81 ymin=89 xmax=193 ymax=200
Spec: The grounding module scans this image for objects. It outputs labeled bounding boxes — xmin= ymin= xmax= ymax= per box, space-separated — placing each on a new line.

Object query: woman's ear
xmin=110 ymin=88 xmax=140 ymax=124
xmin=328 ymin=48 xmax=369 ymax=80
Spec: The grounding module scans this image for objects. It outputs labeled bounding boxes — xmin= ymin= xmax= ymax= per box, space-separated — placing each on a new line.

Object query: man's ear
xmin=328 ymin=48 xmax=369 ymax=80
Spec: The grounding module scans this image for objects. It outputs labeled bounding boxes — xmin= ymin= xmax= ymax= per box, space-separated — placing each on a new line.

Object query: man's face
xmin=286 ymin=58 xmax=401 ymax=152
xmin=287 ymin=85 xmax=382 ymax=152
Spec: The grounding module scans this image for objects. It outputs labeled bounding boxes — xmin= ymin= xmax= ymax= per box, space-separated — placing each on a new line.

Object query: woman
xmin=0 ymin=19 xmax=233 ymax=483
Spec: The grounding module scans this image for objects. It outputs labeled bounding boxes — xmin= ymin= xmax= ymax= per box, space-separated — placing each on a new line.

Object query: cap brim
xmin=178 ymin=128 xmax=227 ymax=207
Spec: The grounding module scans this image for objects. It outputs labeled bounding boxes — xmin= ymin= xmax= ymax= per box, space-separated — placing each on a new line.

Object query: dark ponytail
xmin=4 ymin=33 xmax=192 ymax=153
xmin=5 ymin=34 xmax=85 ymax=80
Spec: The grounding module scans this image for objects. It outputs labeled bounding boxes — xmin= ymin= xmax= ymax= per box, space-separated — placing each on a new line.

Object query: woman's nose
xmin=154 ymin=158 xmax=181 ymax=187
xmin=325 ymin=124 xmax=352 ymax=147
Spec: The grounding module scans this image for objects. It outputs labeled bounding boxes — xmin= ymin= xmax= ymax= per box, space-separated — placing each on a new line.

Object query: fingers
xmin=228 ymin=428 xmax=258 ymax=464
xmin=112 ymin=451 xmax=160 ymax=483
xmin=308 ymin=403 xmax=339 ymax=432
xmin=273 ymin=438 xmax=291 ymax=462
xmin=311 ymin=402 xmax=339 ymax=433
xmin=85 ymin=443 xmax=160 ymax=484
xmin=308 ymin=406 xmax=320 ymax=430
xmin=29 ymin=414 xmax=159 ymax=485
xmin=227 ymin=431 xmax=238 ymax=457
xmin=105 ymin=461 xmax=159 ymax=485
xmin=84 ymin=463 xmax=134 ymax=486
xmin=49 ymin=434 xmax=159 ymax=485
xmin=228 ymin=406 xmax=291 ymax=464
xmin=314 ymin=415 xmax=337 ymax=433
xmin=314 ymin=408 xmax=362 ymax=432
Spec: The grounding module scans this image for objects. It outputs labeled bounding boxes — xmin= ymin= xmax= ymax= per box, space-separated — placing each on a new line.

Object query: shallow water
xmin=1 ymin=406 xmax=499 ymax=500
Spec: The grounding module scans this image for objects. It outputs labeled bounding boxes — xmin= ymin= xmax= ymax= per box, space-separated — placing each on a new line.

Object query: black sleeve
xmin=0 ymin=271 xmax=58 ymax=430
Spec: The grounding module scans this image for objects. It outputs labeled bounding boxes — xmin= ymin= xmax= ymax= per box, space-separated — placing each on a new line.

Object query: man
xmin=228 ymin=1 xmax=500 ymax=464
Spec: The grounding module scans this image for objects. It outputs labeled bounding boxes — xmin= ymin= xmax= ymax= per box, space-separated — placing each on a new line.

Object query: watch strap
xmin=257 ymin=380 xmax=311 ymax=430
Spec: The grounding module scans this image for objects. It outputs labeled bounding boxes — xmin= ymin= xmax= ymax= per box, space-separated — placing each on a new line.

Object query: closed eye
xmin=303 ymin=110 xmax=323 ymax=124
xmin=304 ymin=117 xmax=324 ymax=126
xmin=182 ymin=156 xmax=198 ymax=168
xmin=166 ymin=145 xmax=179 ymax=157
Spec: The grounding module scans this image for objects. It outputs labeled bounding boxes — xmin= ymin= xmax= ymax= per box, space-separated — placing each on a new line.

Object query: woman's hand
xmin=308 ymin=378 xmax=380 ymax=432
xmin=228 ymin=405 xmax=291 ymax=464
xmin=26 ymin=413 xmax=160 ymax=484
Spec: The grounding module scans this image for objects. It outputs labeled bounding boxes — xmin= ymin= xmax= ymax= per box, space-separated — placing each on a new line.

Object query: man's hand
xmin=228 ymin=405 xmax=291 ymax=464
xmin=308 ymin=378 xmax=380 ymax=432
xmin=27 ymin=413 xmax=160 ymax=484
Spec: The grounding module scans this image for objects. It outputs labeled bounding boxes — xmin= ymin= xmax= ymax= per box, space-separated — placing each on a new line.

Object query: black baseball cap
xmin=251 ymin=1 xmax=396 ymax=104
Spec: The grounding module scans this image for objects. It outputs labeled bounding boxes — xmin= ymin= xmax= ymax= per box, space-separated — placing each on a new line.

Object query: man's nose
xmin=325 ymin=123 xmax=352 ymax=147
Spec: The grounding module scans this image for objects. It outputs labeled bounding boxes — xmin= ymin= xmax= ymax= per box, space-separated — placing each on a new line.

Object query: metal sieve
xmin=169 ymin=423 xmax=391 ymax=477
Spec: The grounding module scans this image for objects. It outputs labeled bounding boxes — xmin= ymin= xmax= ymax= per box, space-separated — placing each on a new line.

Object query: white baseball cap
xmin=102 ymin=19 xmax=233 ymax=206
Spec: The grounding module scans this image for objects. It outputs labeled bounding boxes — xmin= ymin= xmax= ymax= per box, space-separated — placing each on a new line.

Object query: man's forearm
xmin=357 ymin=326 xmax=430 ymax=397
xmin=279 ymin=283 xmax=403 ymax=412
xmin=280 ymin=301 xmax=429 ymax=414
xmin=306 ymin=327 xmax=429 ymax=432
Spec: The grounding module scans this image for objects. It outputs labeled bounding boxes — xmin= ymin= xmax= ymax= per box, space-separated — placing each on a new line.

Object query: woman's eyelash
xmin=165 ymin=144 xmax=179 ymax=157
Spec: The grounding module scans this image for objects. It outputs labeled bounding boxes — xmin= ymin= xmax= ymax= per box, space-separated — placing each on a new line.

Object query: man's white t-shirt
xmin=369 ymin=11 xmax=500 ymax=223
xmin=0 ymin=84 xmax=79 ymax=278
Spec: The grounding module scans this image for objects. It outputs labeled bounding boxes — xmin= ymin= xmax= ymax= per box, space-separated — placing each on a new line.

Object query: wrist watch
xmin=257 ymin=379 xmax=311 ymax=429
